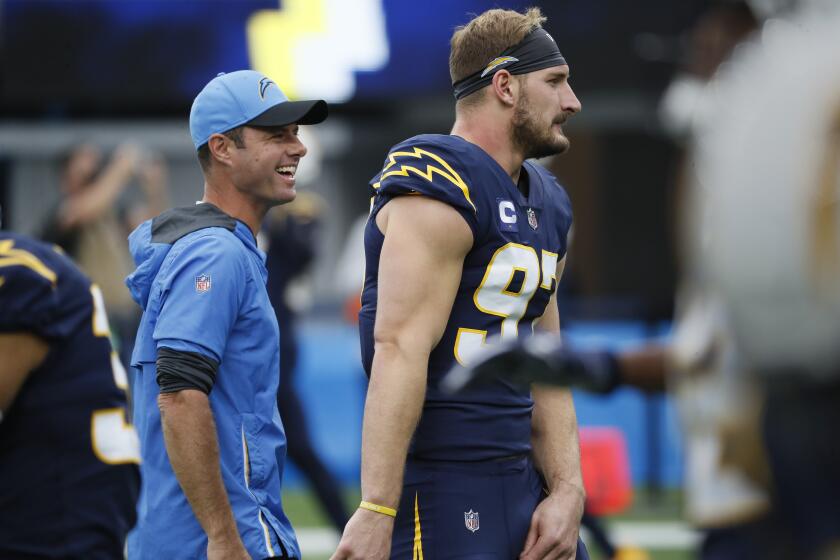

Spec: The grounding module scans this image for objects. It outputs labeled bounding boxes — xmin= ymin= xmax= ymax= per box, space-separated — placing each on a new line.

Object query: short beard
xmin=511 ymin=89 xmax=570 ymax=160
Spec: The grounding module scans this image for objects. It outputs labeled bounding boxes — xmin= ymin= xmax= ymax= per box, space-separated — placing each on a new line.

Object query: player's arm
xmin=0 ymin=333 xmax=49 ymax=421
xmin=332 ymin=195 xmax=472 ymax=560
xmin=523 ymin=257 xmax=585 ymax=560
xmin=615 ymin=346 xmax=667 ymax=391
xmin=0 ymin=241 xmax=60 ymax=420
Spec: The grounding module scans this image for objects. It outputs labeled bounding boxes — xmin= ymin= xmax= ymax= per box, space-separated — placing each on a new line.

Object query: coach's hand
xmin=520 ymin=482 xmax=585 ymax=560
xmin=207 ymin=534 xmax=251 ymax=560
xmin=331 ymin=507 xmax=394 ymax=560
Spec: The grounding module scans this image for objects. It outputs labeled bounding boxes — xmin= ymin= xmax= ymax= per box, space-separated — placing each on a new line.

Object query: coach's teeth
xmin=276 ymin=166 xmax=296 ymax=176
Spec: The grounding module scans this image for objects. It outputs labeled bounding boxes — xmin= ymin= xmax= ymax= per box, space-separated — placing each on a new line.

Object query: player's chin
xmin=534 ymin=137 xmax=569 ymax=159
xmin=553 ymin=132 xmax=571 ymax=153
xmin=266 ymin=185 xmax=296 ymax=206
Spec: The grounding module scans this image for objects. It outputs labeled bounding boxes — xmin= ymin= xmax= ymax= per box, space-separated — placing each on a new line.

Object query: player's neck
xmin=451 ymin=117 xmax=524 ymax=184
xmin=201 ymin=181 xmax=264 ymax=237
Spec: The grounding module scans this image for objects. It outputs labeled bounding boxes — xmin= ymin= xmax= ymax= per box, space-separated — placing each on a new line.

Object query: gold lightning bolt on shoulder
xmin=0 ymin=240 xmax=57 ymax=285
xmin=379 ymin=147 xmax=475 ymax=211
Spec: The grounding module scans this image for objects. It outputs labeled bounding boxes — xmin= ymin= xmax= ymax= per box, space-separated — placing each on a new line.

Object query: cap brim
xmin=247 ymin=99 xmax=328 ymax=127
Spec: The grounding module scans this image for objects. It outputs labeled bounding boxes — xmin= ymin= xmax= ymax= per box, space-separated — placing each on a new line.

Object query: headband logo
xmin=259 ymin=77 xmax=276 ymax=100
xmin=480 ymin=56 xmax=519 ymax=78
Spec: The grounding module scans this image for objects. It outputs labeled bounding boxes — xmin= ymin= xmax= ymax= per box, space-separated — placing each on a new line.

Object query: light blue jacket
xmin=125 ymin=204 xmax=299 ymax=559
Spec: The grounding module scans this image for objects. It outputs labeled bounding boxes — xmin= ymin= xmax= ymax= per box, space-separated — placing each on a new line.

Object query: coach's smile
xmin=276 ymin=164 xmax=297 ymax=182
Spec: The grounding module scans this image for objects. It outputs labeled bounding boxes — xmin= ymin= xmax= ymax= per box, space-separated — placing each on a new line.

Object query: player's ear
xmin=207 ymin=134 xmax=235 ymax=168
xmin=491 ymin=70 xmax=516 ymax=108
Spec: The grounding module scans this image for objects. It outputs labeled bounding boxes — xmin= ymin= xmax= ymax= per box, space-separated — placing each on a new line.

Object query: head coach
xmin=125 ymin=70 xmax=327 ymax=560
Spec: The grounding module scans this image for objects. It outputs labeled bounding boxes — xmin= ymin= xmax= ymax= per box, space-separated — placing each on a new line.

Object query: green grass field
xmin=281 ymin=487 xmax=694 ymax=560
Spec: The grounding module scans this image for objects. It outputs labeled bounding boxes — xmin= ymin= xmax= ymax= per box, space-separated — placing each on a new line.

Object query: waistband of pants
xmin=406 ymin=452 xmax=531 ymax=474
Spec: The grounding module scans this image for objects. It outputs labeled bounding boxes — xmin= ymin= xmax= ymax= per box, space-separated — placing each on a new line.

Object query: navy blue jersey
xmin=0 ymin=232 xmax=140 ymax=559
xmin=360 ymin=135 xmax=573 ymax=461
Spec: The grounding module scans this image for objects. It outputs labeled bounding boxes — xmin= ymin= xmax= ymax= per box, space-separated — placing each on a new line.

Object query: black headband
xmin=452 ymin=27 xmax=567 ymax=100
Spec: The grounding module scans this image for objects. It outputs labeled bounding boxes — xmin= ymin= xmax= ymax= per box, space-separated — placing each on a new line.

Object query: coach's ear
xmin=491 ymin=69 xmax=517 ymax=108
xmin=206 ymin=133 xmax=236 ymax=168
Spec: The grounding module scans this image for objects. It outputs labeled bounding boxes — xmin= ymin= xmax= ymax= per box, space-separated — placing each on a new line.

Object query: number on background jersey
xmin=90 ymin=284 xmax=111 ymax=337
xmin=91 ymin=408 xmax=141 ymax=464
xmin=455 ymin=243 xmax=554 ymax=365
xmin=89 ymin=285 xmax=140 ymax=465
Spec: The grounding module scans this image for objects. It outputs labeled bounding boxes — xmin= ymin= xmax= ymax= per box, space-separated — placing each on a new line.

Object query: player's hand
xmin=440 ymin=335 xmax=557 ymax=393
xmin=330 ymin=507 xmax=395 ymax=560
xmin=441 ymin=334 xmax=620 ymax=395
xmin=519 ymin=483 xmax=585 ymax=560
xmin=207 ymin=534 xmax=251 ymax=560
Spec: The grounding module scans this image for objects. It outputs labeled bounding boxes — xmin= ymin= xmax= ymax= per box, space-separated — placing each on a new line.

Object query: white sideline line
xmin=296 ymin=521 xmax=700 ymax=556
xmin=297 ymin=528 xmax=340 ymax=555
xmin=597 ymin=521 xmax=700 ymax=549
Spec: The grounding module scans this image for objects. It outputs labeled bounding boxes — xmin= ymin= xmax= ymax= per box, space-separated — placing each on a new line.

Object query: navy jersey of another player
xmin=0 ymin=232 xmax=140 ymax=558
xmin=360 ymin=134 xmax=573 ymax=461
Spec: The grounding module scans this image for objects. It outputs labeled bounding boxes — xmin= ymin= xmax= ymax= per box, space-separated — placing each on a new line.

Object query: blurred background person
xmin=265 ymin=185 xmax=352 ymax=533
xmin=0 ymin=231 xmax=140 ymax=558
xmin=40 ymin=141 xmax=169 ymax=365
xmin=447 ymin=1 xmax=840 ymax=559
xmin=655 ymin=3 xmax=783 ymax=558
xmin=694 ymin=0 xmax=840 ymax=556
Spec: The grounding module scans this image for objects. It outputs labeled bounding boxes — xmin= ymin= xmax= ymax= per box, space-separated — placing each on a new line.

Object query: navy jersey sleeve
xmin=553 ymin=185 xmax=573 ymax=260
xmin=152 ymin=233 xmax=246 ymax=363
xmin=532 ymin=164 xmax=574 ymax=259
xmin=370 ymin=137 xmax=479 ymax=236
xmin=0 ymin=237 xmax=80 ymax=339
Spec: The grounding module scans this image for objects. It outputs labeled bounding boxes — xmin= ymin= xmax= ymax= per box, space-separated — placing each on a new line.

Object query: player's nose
xmin=560 ymin=83 xmax=581 ymax=115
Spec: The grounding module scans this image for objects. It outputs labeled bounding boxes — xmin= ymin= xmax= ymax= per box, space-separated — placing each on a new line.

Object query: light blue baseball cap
xmin=189 ymin=70 xmax=328 ymax=149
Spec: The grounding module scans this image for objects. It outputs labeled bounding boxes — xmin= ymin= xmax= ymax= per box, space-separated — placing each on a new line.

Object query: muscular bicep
xmin=373 ymin=195 xmax=473 ymax=355
xmin=0 ymin=333 xmax=49 ymax=413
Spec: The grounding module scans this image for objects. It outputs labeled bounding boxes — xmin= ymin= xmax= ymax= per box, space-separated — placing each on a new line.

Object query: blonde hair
xmin=449 ymin=7 xmax=546 ymax=103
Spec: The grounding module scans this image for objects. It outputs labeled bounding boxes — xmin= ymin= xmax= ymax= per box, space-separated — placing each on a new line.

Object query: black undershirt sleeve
xmin=156 ymin=347 xmax=219 ymax=394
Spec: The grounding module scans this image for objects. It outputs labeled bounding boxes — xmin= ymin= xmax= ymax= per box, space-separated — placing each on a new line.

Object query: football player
xmin=0 ymin=231 xmax=140 ymax=558
xmin=333 ymin=7 xmax=588 ymax=560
